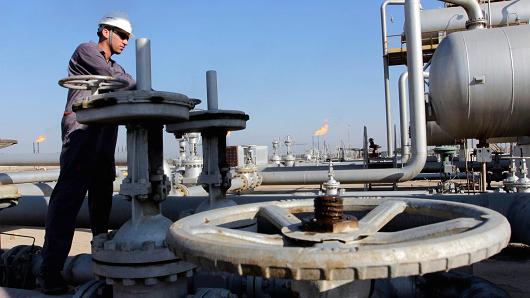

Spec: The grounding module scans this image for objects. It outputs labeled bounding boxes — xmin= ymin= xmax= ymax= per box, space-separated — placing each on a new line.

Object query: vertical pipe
xmin=398 ymin=72 xmax=410 ymax=164
xmin=206 ymin=70 xmax=219 ymax=110
xmin=381 ymin=0 xmax=405 ymax=157
xmin=405 ymin=0 xmax=427 ymax=167
xmin=398 ymin=71 xmax=429 ymax=164
xmin=130 ymin=38 xmax=157 ymax=222
xmin=487 ymin=0 xmax=492 ymax=28
xmin=383 ymin=63 xmax=393 ymax=157
xmin=481 ymin=162 xmax=487 ymax=192
xmin=381 ymin=5 xmax=393 ymax=158
xmin=136 ymin=38 xmax=152 ymax=91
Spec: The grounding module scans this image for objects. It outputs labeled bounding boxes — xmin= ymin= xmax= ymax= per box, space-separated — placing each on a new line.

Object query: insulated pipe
xmin=259 ymin=0 xmax=426 ymax=184
xmin=437 ymin=0 xmax=486 ymax=29
xmin=0 ymin=152 xmax=128 ymax=166
xmin=381 ymin=0 xmax=405 ymax=157
xmin=399 ymin=71 xmax=429 ymax=163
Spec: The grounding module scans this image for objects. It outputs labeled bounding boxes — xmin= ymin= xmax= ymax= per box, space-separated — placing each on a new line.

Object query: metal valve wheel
xmin=58 ymin=75 xmax=129 ymax=93
xmin=167 ymin=197 xmax=510 ymax=281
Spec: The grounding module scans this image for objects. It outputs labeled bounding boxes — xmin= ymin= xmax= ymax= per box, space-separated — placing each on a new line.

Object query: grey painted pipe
xmin=381 ymin=0 xmax=405 ymax=158
xmin=398 ymin=71 xmax=429 ymax=163
xmin=439 ymin=0 xmax=485 ymax=29
xmin=420 ymin=0 xmax=530 ymax=33
xmin=30 ymin=253 xmax=94 ymax=286
xmin=0 ymin=287 xmax=72 ymax=297
xmin=16 ymin=182 xmax=56 ymax=196
xmin=259 ymin=0 xmax=426 ymax=185
xmin=0 ymin=169 xmax=60 ymax=185
xmin=136 ymin=38 xmax=152 ymax=91
xmin=0 ymin=195 xmax=301 ymax=228
xmin=0 ymin=170 xmax=123 ymax=187
xmin=12 ymin=181 xmax=120 ymax=197
xmin=62 ymin=254 xmax=94 ymax=286
xmin=206 ymin=70 xmax=219 ymax=110
xmin=0 ymin=152 xmax=128 ymax=166
xmin=3 ymin=192 xmax=529 ymax=246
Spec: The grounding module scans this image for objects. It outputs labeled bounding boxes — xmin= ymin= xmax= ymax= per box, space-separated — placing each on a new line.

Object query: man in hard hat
xmin=38 ymin=13 xmax=135 ymax=295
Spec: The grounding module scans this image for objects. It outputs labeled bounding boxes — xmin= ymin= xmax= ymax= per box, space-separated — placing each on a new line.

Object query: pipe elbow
xmin=439 ymin=0 xmax=486 ymax=29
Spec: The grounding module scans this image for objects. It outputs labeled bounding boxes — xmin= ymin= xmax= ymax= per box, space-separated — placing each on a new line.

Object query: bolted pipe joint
xmin=465 ymin=17 xmax=487 ymax=29
xmin=438 ymin=0 xmax=486 ymax=29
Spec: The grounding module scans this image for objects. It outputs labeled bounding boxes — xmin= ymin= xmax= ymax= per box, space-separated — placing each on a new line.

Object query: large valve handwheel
xmin=167 ymin=197 xmax=510 ymax=281
xmin=58 ymin=75 xmax=129 ymax=93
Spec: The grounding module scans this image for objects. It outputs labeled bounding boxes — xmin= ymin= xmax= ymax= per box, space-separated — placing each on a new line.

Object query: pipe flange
xmin=166 ymin=110 xmax=249 ymax=136
xmin=183 ymin=160 xmax=203 ymax=168
xmin=167 ymin=197 xmax=510 ymax=281
xmin=465 ymin=18 xmax=487 ymax=29
xmin=92 ymin=236 xmax=177 ymax=264
xmin=94 ymin=266 xmax=194 ymax=285
xmin=72 ymin=90 xmax=199 ymax=124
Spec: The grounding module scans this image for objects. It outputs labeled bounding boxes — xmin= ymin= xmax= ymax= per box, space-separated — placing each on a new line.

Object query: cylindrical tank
xmin=430 ymin=24 xmax=530 ymax=140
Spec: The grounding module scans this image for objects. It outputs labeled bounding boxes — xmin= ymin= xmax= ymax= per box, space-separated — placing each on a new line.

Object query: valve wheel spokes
xmin=58 ymin=75 xmax=129 ymax=92
xmin=167 ymin=197 xmax=511 ymax=280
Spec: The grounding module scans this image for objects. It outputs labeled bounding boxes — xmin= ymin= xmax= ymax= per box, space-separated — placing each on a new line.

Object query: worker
xmin=368 ymin=137 xmax=381 ymax=158
xmin=38 ymin=13 xmax=136 ymax=295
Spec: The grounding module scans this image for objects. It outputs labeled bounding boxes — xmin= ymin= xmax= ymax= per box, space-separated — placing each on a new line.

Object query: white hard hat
xmin=98 ymin=12 xmax=133 ymax=36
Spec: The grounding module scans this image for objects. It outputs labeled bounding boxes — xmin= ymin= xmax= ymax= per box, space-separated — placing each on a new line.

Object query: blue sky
xmin=0 ymin=1 xmax=442 ymax=156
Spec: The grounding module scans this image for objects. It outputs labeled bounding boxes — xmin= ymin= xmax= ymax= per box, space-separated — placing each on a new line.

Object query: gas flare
xmin=35 ymin=135 xmax=46 ymax=143
xmin=313 ymin=121 xmax=329 ymax=136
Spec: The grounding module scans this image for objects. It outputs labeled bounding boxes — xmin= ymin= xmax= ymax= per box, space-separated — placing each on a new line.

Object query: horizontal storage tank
xmin=430 ymin=24 xmax=530 ymax=140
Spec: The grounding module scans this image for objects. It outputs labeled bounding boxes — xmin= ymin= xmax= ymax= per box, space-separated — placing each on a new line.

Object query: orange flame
xmin=35 ymin=135 xmax=46 ymax=143
xmin=226 ymin=131 xmax=232 ymax=137
xmin=313 ymin=121 xmax=329 ymax=136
